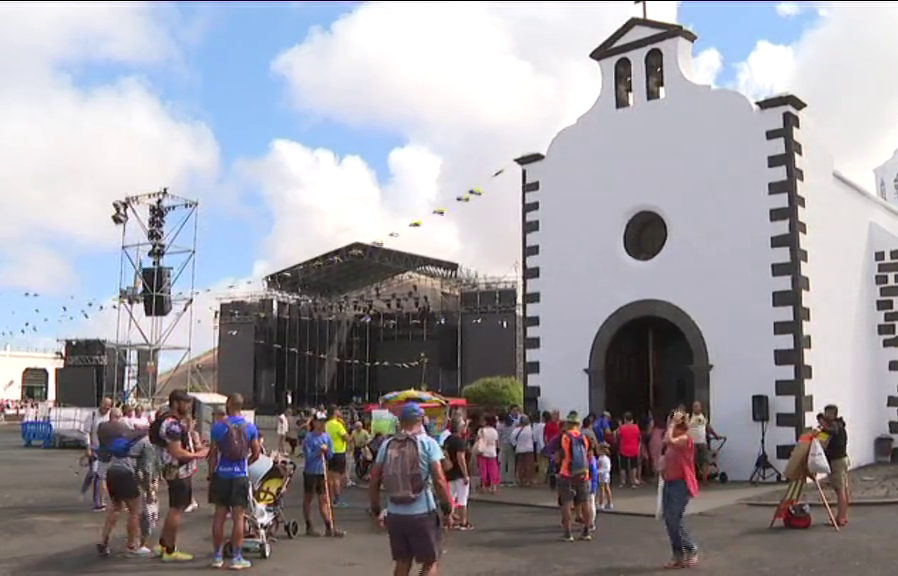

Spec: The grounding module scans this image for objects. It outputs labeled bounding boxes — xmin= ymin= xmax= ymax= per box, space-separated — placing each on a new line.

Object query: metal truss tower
xmin=111 ymin=188 xmax=198 ymax=400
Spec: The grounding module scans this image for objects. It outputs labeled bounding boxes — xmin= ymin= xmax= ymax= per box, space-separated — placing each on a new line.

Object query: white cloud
xmin=692 ymin=47 xmax=724 ymax=86
xmin=776 ymin=2 xmax=802 ymax=18
xmin=240 ymin=140 xmax=460 ymax=275
xmin=0 ymin=2 xmax=219 ymax=292
xmin=259 ymin=1 xmax=722 ymax=275
xmin=734 ymin=40 xmax=796 ymax=100
xmin=734 ymin=5 xmax=898 ymax=186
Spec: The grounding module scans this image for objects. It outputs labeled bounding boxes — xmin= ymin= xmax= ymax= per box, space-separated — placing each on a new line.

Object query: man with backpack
xmin=149 ymin=389 xmax=209 ymax=562
xmin=369 ymin=403 xmax=453 ymax=576
xmin=209 ymin=393 xmax=261 ymax=569
xmin=95 ymin=408 xmax=155 ymax=557
xmin=556 ymin=411 xmax=594 ymax=542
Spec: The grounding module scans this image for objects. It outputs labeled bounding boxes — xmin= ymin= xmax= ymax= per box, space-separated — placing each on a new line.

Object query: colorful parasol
xmin=380 ymin=389 xmax=448 ymax=406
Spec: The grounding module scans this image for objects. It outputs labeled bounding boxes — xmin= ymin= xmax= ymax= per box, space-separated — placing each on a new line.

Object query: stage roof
xmin=265 ymin=242 xmax=459 ymax=297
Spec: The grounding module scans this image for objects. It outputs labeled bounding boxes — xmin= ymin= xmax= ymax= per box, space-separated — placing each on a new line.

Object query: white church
xmin=516 ymin=18 xmax=898 ymax=481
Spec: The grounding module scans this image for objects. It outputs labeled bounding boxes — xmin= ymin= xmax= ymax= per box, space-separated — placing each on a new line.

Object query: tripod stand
xmin=749 ymin=420 xmax=783 ymax=484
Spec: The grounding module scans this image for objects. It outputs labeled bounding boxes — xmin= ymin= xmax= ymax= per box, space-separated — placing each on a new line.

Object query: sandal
xmin=826 ymin=518 xmax=848 ymax=527
xmin=663 ymin=559 xmax=686 ymax=569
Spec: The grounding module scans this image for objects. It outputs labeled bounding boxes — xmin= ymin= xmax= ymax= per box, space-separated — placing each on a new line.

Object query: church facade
xmin=516 ymin=18 xmax=898 ymax=480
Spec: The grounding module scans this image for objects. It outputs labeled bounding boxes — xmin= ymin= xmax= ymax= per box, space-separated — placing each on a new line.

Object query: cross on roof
xmin=635 ymin=0 xmax=648 ymax=19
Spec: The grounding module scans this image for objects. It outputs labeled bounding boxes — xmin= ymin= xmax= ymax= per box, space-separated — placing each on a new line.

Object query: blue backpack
xmin=98 ymin=434 xmax=142 ymax=463
xmin=566 ymin=433 xmax=589 ymax=476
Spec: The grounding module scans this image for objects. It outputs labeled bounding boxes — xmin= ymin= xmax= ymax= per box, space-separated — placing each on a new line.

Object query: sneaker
xmin=305 ymin=527 xmax=321 ymax=537
xmin=605 ymin=503 xmax=614 ymax=511
xmin=93 ymin=505 xmax=107 ymax=513
xmin=561 ymin=532 xmax=574 ymax=543
xmin=185 ymin=501 xmax=199 ymax=513
xmin=97 ymin=543 xmax=110 ymax=558
xmin=230 ymin=557 xmax=252 ymax=570
xmin=579 ymin=530 xmax=592 ymax=542
xmin=152 ymin=545 xmax=164 ymax=558
xmin=325 ymin=528 xmax=346 ymax=538
xmin=128 ymin=546 xmax=153 ymax=558
xmin=210 ymin=556 xmax=224 ymax=569
xmin=162 ymin=550 xmax=194 ymax=562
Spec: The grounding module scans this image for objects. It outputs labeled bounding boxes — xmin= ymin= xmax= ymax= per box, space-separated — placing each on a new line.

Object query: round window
xmin=623 ymin=211 xmax=668 ymax=261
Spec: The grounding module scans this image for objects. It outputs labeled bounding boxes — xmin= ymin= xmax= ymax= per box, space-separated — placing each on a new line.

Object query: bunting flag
xmin=371 ymin=163 xmax=510 ymax=244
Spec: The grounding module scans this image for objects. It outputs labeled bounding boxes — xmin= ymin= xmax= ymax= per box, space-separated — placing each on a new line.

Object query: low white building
xmin=0 ymin=346 xmax=63 ymax=402
xmin=516 ymin=17 xmax=898 ymax=480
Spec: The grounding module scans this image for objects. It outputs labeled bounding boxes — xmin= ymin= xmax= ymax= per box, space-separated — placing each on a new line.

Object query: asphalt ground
xmin=0 ymin=425 xmax=890 ymax=576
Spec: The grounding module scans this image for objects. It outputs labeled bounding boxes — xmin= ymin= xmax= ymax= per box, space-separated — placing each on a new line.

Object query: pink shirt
xmin=663 ymin=435 xmax=699 ymax=497
xmin=618 ymin=423 xmax=641 ymax=458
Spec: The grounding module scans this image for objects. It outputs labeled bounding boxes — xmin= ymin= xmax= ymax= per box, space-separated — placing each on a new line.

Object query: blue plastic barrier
xmin=22 ymin=420 xmax=54 ymax=448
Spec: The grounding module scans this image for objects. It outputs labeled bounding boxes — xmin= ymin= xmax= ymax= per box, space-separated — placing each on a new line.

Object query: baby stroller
xmin=224 ymin=454 xmax=299 ymax=560
xmin=705 ymin=437 xmax=729 ymax=483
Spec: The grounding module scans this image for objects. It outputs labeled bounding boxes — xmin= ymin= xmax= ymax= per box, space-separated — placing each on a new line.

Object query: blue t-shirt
xmin=375 ymin=433 xmax=442 ymax=516
xmin=211 ymin=416 xmax=259 ymax=478
xmin=302 ymin=431 xmax=332 ymax=475
xmin=593 ymin=418 xmax=611 ymax=439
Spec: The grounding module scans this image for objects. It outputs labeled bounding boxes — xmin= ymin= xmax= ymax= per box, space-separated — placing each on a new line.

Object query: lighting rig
xmin=110 ymin=188 xmax=199 ymax=400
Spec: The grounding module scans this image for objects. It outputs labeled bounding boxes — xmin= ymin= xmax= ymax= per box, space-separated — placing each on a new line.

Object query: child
xmin=597 ymin=444 xmax=614 ymax=511
xmin=588 ymin=448 xmax=599 ymax=530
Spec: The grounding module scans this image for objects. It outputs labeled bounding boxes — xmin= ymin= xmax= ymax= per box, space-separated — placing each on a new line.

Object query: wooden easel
xmin=769 ymin=476 xmax=839 ymax=531
xmin=770 ymin=432 xmax=839 ymax=531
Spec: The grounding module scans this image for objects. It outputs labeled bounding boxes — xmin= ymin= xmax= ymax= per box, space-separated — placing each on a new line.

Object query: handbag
xmin=807 ymin=438 xmax=831 ymax=476
xmin=473 ymin=429 xmax=487 ymax=455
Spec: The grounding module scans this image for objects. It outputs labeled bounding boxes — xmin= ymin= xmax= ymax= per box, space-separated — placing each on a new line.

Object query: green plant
xmin=461 ymin=376 xmax=523 ymax=408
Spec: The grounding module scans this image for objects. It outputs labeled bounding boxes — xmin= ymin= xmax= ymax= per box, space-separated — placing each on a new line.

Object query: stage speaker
xmin=438 ymin=323 xmax=458 ymax=370
xmin=460 ymin=291 xmax=479 ymax=310
xmin=141 ymin=266 xmax=173 ymax=317
xmin=751 ymin=394 xmax=770 ymax=423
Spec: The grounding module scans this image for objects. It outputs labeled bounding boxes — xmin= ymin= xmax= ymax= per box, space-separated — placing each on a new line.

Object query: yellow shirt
xmin=326 ymin=418 xmax=349 ymax=454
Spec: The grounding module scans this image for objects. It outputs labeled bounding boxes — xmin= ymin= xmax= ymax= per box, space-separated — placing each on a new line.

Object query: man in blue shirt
xmin=302 ymin=412 xmax=343 ymax=537
xmin=369 ymin=403 xmax=453 ymax=576
xmin=208 ymin=393 xmax=261 ymax=569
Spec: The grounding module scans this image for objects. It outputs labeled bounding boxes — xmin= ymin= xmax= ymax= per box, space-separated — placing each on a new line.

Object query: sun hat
xmin=565 ymin=410 xmax=580 ymax=424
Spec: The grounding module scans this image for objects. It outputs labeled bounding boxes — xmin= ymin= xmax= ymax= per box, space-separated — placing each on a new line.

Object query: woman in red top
xmin=616 ymin=412 xmax=641 ymax=487
xmin=661 ymin=411 xmax=699 ymax=569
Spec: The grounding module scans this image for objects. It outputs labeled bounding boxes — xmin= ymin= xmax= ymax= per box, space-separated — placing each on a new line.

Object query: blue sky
xmin=0 ymin=1 xmax=850 ymax=353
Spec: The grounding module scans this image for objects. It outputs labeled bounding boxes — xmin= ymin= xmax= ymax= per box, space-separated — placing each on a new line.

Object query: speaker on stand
xmin=749 ymin=394 xmax=783 ymax=484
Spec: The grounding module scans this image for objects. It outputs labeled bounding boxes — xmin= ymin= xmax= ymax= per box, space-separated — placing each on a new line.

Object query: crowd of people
xmin=82 ymin=392 xmax=852 ymax=574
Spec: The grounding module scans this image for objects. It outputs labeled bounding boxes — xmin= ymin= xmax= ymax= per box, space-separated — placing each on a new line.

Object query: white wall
xmin=802 ymin=127 xmax=898 ymax=468
xmin=0 ymin=348 xmax=63 ymax=402
xmin=526 ymin=34 xmax=797 ymax=480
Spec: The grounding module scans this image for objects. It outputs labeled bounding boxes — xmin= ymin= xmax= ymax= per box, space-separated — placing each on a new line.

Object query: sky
xmin=1 ymin=0 xmax=897 ymax=366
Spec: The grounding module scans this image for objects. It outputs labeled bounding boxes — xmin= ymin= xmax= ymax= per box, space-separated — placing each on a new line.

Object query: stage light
xmin=111 ymin=200 xmax=129 ymax=225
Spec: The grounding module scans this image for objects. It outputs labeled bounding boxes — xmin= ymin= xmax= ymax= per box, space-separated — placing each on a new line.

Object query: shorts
xmin=92 ymin=459 xmax=109 ymax=481
xmin=620 ymin=455 xmax=638 ymax=470
xmin=386 ymin=511 xmax=442 ymax=564
xmin=167 ymin=477 xmax=193 ymax=511
xmin=449 ymin=478 xmax=470 ymax=507
xmin=828 ymin=457 xmax=850 ymax=490
xmin=303 ymin=473 xmax=327 ymax=495
xmin=694 ymin=443 xmax=711 ymax=467
xmin=597 ymin=472 xmax=611 ymax=485
xmin=209 ymin=475 xmax=250 ymax=509
xmin=328 ymin=452 xmax=347 ymax=474
xmin=106 ymin=468 xmax=140 ymax=503
xmin=558 ymin=475 xmax=590 ymax=505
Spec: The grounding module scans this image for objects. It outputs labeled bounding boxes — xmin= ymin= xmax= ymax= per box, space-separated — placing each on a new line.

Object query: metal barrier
xmin=21 ymin=420 xmax=54 ymax=448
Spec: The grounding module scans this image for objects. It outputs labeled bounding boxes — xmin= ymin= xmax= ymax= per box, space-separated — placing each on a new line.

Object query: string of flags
xmin=0 ymin=162 xmax=515 ymax=342
xmin=371 ymin=166 xmax=507 ymax=246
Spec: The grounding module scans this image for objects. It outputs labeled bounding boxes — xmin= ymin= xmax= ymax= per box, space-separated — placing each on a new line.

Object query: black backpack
xmin=149 ymin=411 xmax=178 ymax=448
